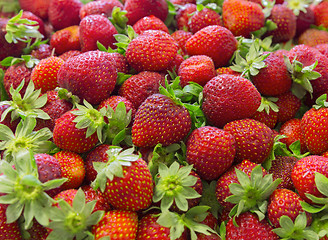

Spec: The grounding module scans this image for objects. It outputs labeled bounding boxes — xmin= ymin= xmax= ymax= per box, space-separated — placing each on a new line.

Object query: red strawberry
xmin=125 ymin=30 xmax=179 ymax=72
xmin=48 ymin=0 xmax=83 ymax=30
xmin=291 ymin=155 xmax=328 ymax=203
xmin=314 ymin=43 xmax=328 ymax=58
xmin=185 ymin=25 xmax=238 ymax=68
xmin=79 ymin=0 xmax=123 ymax=19
xmin=57 ymin=50 xmax=117 ymax=105
xmin=92 ymin=210 xmax=138 ymax=240
xmin=222 ymin=0 xmax=265 ymax=38
xmin=175 ymin=3 xmax=197 ymax=31
xmin=31 ymin=56 xmax=64 ymax=93
xmin=50 ymin=25 xmax=81 ymax=55
xmin=54 ymin=150 xmax=85 ymax=190
xmin=202 ymin=74 xmax=261 ymax=128
xmin=133 ymin=15 xmax=169 ymax=35
xmin=103 ymin=52 xmax=130 ymax=74
xmin=216 ymin=67 xmax=240 ymax=76
xmin=123 ymin=0 xmax=168 ymax=25
xmin=171 ymin=30 xmax=193 ymax=56
xmin=251 ymin=107 xmax=278 ymax=129
xmin=178 ymin=55 xmax=216 ymax=87
xmin=58 ymin=50 xmax=81 ymax=61
xmin=79 ymin=14 xmax=118 ymax=52
xmin=118 ymin=71 xmax=165 ymax=109
xmin=0 ymin=204 xmax=21 ymax=239
xmin=223 ymin=118 xmax=274 ymax=164
xmin=18 ymin=0 xmax=51 ymax=19
xmin=295 ymin=5 xmax=315 ymax=37
xmin=267 ymin=188 xmax=312 ymax=228
xmin=132 ymin=93 xmax=191 ymax=147
xmin=170 ymin=0 xmax=196 ymax=4
xmin=298 ymin=28 xmax=328 ymax=47
xmin=186 ymin=126 xmax=236 ymax=181
xmin=21 ymin=10 xmax=46 ymax=38
xmin=81 ymin=185 xmax=111 ymax=212
xmin=269 ymin=156 xmax=298 ymax=190
xmin=23 ymin=219 xmax=48 ymax=240
xmin=188 ymin=7 xmax=223 ymax=34
xmin=311 ymin=0 xmax=328 ymax=28
xmin=31 ymin=44 xmax=52 ymax=60
xmin=225 ymin=212 xmax=278 ymax=240
xmin=275 ymin=91 xmax=301 ymax=124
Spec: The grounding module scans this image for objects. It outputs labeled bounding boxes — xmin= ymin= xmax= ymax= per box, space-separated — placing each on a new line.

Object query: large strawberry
xmin=202 ymin=74 xmax=261 ymax=128
xmin=186 ymin=126 xmax=236 ymax=181
xmin=185 ymin=25 xmax=238 ymax=68
xmin=188 ymin=6 xmax=223 ymax=34
xmin=57 ymin=50 xmax=117 ymax=105
xmin=132 ymin=15 xmax=169 ymax=35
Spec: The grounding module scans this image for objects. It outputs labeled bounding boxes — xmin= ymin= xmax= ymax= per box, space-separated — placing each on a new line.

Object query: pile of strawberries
xmin=0 ymin=0 xmax=328 ymax=239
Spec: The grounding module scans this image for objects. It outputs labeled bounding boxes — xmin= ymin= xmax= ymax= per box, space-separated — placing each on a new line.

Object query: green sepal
xmin=252 ymin=19 xmax=277 ymax=38
xmin=56 ymin=87 xmax=80 ymax=108
xmin=113 ymin=25 xmax=137 ymax=55
xmin=109 ymin=6 xmax=129 ymax=35
xmin=287 ymin=0 xmax=312 ymax=16
xmin=313 ymin=94 xmax=328 ymax=110
xmin=257 ymin=96 xmax=279 ymax=114
xmin=0 ymin=55 xmax=40 ymax=68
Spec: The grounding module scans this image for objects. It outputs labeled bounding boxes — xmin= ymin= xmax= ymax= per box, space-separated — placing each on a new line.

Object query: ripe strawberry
xmin=188 ymin=7 xmax=223 ymax=34
xmin=98 ymin=95 xmax=136 ymax=120
xmin=48 ymin=0 xmax=83 ymax=30
xmin=54 ymin=150 xmax=85 ymax=190
xmin=216 ymin=67 xmax=240 ymax=76
xmin=224 ymin=118 xmax=274 ymax=164
xmin=18 ymin=0 xmax=51 ymax=19
xmin=311 ymin=0 xmax=328 ymax=28
xmin=79 ymin=0 xmax=123 ymax=19
xmin=314 ymin=43 xmax=328 ymax=58
xmin=92 ymin=210 xmax=138 ymax=240
xmin=125 ymin=30 xmax=179 ymax=72
xmin=23 ymin=219 xmax=48 ymax=240
xmin=185 ymin=25 xmax=238 ymax=68
xmin=251 ymin=107 xmax=278 ymax=129
xmin=79 ymin=14 xmax=118 ymax=52
xmin=178 ymin=55 xmax=216 ymax=87
xmin=291 ymin=155 xmax=328 ymax=203
xmin=119 ymin=71 xmax=165 ymax=109
xmin=103 ymin=52 xmax=130 ymax=74
xmin=132 ymin=93 xmax=191 ymax=147
xmin=171 ymin=30 xmax=193 ymax=56
xmin=295 ymin=5 xmax=315 ymax=37
xmin=186 ymin=126 xmax=236 ymax=181
xmin=275 ymin=91 xmax=301 ymax=124
xmin=133 ymin=15 xmax=169 ymax=35
xmin=175 ymin=3 xmax=197 ymax=31
xmin=57 ymin=50 xmax=117 ymax=105
xmin=124 ymin=0 xmax=168 ymax=25
xmin=0 ymin=204 xmax=21 ymax=239
xmin=298 ymin=28 xmax=328 ymax=47
xmin=269 ymin=156 xmax=298 ymax=190
xmin=50 ymin=25 xmax=81 ymax=55
xmin=265 ymin=4 xmax=297 ymax=43
xmin=31 ymin=56 xmax=64 ymax=93
xmin=81 ymin=185 xmax=111 ymax=212
xmin=202 ymin=74 xmax=261 ymax=128
xmin=31 ymin=44 xmax=52 ymax=60
xmin=225 ymin=212 xmax=279 ymax=240
xmin=58 ymin=50 xmax=81 ymax=61
xmin=267 ymin=188 xmax=312 ymax=228
xmin=222 ymin=0 xmax=265 ymax=38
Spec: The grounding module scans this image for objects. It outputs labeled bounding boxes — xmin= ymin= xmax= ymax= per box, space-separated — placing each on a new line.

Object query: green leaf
xmin=86 ymin=210 xmax=104 ymax=226
xmin=6 ymin=201 xmax=24 ymax=223
xmin=314 ymin=172 xmax=328 ymax=196
xmin=72 ymin=188 xmax=86 ymax=213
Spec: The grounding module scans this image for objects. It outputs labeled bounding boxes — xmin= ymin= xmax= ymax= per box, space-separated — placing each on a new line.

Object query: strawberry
xmin=58 ymin=50 xmax=81 ymax=61
xmin=22 ymin=219 xmax=48 ymax=240
xmin=81 ymin=185 xmax=111 ymax=212
xmin=216 ymin=67 xmax=240 ymax=76
xmin=291 ymin=155 xmax=328 ymax=203
xmin=103 ymin=52 xmax=130 ymax=74
xmin=171 ymin=30 xmax=193 ymax=56
xmin=251 ymin=104 xmax=279 ymax=129
xmin=311 ymin=0 xmax=328 ymax=28
xmin=267 ymin=188 xmax=312 ymax=228
xmin=0 ymin=104 xmax=19 ymax=132
xmin=0 ymin=204 xmax=21 ymax=239
xmin=298 ymin=28 xmax=328 ymax=47
xmin=185 ymin=25 xmax=238 ymax=68
xmin=275 ymin=91 xmax=301 ymax=124
xmin=178 ymin=55 xmax=216 ymax=87
xmin=202 ymin=74 xmax=261 ymax=128
xmin=123 ymin=0 xmax=168 ymax=25
xmin=57 ymin=50 xmax=117 ymax=105
xmin=125 ymin=30 xmax=179 ymax=72
xmin=314 ymin=43 xmax=328 ymax=58
xmin=54 ymin=150 xmax=85 ymax=190
xmin=133 ymin=15 xmax=169 ymax=35
xmin=79 ymin=0 xmax=123 ymax=19
xmin=31 ymin=56 xmax=64 ymax=93
xmin=222 ymin=0 xmax=265 ymax=38
xmin=21 ymin=10 xmax=46 ymax=38
xmin=170 ymin=0 xmax=196 ymax=4
xmin=301 ymin=94 xmax=328 ymax=155
xmin=48 ymin=0 xmax=83 ymax=30
xmin=225 ymin=212 xmax=279 ymax=240
xmin=132 ymin=93 xmax=191 ymax=147
xmin=18 ymin=0 xmax=51 ymax=19
xmin=79 ymin=14 xmax=118 ymax=52
xmin=92 ymin=210 xmax=138 ymax=240
xmin=186 ymin=126 xmax=236 ymax=181
xmin=188 ymin=6 xmax=223 ymax=34
xmin=31 ymin=43 xmax=52 ymax=60
xmin=119 ymin=71 xmax=165 ymax=109
xmin=175 ymin=3 xmax=197 ymax=31
xmin=294 ymin=5 xmax=315 ymax=37
xmin=50 ymin=25 xmax=81 ymax=55
xmin=265 ymin=4 xmax=297 ymax=43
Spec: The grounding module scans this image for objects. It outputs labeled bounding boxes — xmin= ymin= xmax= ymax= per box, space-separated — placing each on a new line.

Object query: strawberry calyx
xmin=92 ymin=146 xmax=139 ymax=192
xmin=1 ymin=54 xmax=40 ymax=68
xmin=0 ymin=117 xmax=53 ymax=162
xmin=113 ymin=25 xmax=138 ymax=55
xmin=199 ymin=180 xmax=222 ymax=219
xmin=252 ymin=19 xmax=278 ymax=39
xmin=310 ymin=214 xmax=328 ymax=239
xmin=0 ymin=149 xmax=67 ymax=229
xmin=56 ymin=87 xmax=80 ymax=108
xmin=5 ymin=10 xmax=44 ymax=44
xmin=152 ymin=161 xmax=201 ymax=212
xmin=313 ymin=93 xmax=328 ymax=110
xmin=156 ymin=206 xmax=219 ymax=240
xmin=47 ymin=188 xmax=104 ymax=240
xmin=256 ymin=96 xmax=279 ymax=115
xmin=0 ymin=79 xmax=50 ymax=122
xmin=109 ymin=6 xmax=129 ymax=34
xmin=284 ymin=55 xmax=322 ymax=99
xmin=286 ymin=0 xmax=312 ymax=16
xmin=225 ymin=165 xmax=281 ymax=221
xmin=272 ymin=212 xmax=319 ymax=240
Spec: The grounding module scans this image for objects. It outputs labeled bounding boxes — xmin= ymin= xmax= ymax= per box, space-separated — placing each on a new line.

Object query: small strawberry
xmin=298 ymin=28 xmax=328 ymax=47
xmin=92 ymin=210 xmax=138 ymax=240
xmin=171 ymin=30 xmax=193 ymax=56
xmin=175 ymin=3 xmax=197 ymax=31
xmin=202 ymin=74 xmax=261 ymax=128
xmin=275 ymin=91 xmax=302 ymax=123
xmin=186 ymin=126 xmax=236 ymax=181
xmin=31 ymin=43 xmax=52 ymax=60
xmin=188 ymin=6 xmax=223 ymax=34
xmin=251 ymin=97 xmax=279 ymax=129
xmin=79 ymin=0 xmax=123 ymax=19
xmin=311 ymin=0 xmax=328 ymax=28
xmin=185 ymin=25 xmax=238 ymax=68
xmin=50 ymin=25 xmax=81 ymax=55
xmin=133 ymin=15 xmax=169 ymax=35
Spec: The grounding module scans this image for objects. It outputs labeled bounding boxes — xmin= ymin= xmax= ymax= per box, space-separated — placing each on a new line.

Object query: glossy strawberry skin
xmin=79 ymin=0 xmax=123 ymax=19
xmin=186 ymin=126 xmax=236 ymax=181
xmin=202 ymin=74 xmax=261 ymax=128
xmin=57 ymin=51 xmax=117 ymax=105
xmin=52 ymin=109 xmax=99 ymax=154
xmin=275 ymin=91 xmax=301 ymax=124
xmin=133 ymin=15 xmax=169 ymax=35
xmin=251 ymin=109 xmax=278 ymax=129
xmin=0 ymin=204 xmax=22 ymax=240
xmin=171 ymin=30 xmax=193 ymax=56
xmin=125 ymin=30 xmax=179 ymax=72
xmin=185 ymin=25 xmax=238 ymax=68
xmin=132 ymin=94 xmax=191 ymax=148
xmin=79 ymin=14 xmax=118 ymax=52
xmin=188 ymin=7 xmax=223 ymax=34
xmin=50 ymin=25 xmax=81 ymax=55
xmin=291 ymin=155 xmax=328 ymax=203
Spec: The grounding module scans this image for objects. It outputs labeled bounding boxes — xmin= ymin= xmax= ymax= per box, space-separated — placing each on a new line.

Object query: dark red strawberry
xmin=31 ymin=44 xmax=52 ymax=60
xmin=133 ymin=15 xmax=169 ymax=34
xmin=50 ymin=25 xmax=81 ymax=55
xmin=188 ymin=7 xmax=223 ymax=34
xmin=58 ymin=50 xmax=81 ymax=61
xmin=18 ymin=0 xmax=51 ymax=19
xmin=295 ymin=5 xmax=315 ymax=37
xmin=79 ymin=0 xmax=123 ymax=19
xmin=275 ymin=91 xmax=302 ymax=124
xmin=0 ymin=204 xmax=21 ymax=239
